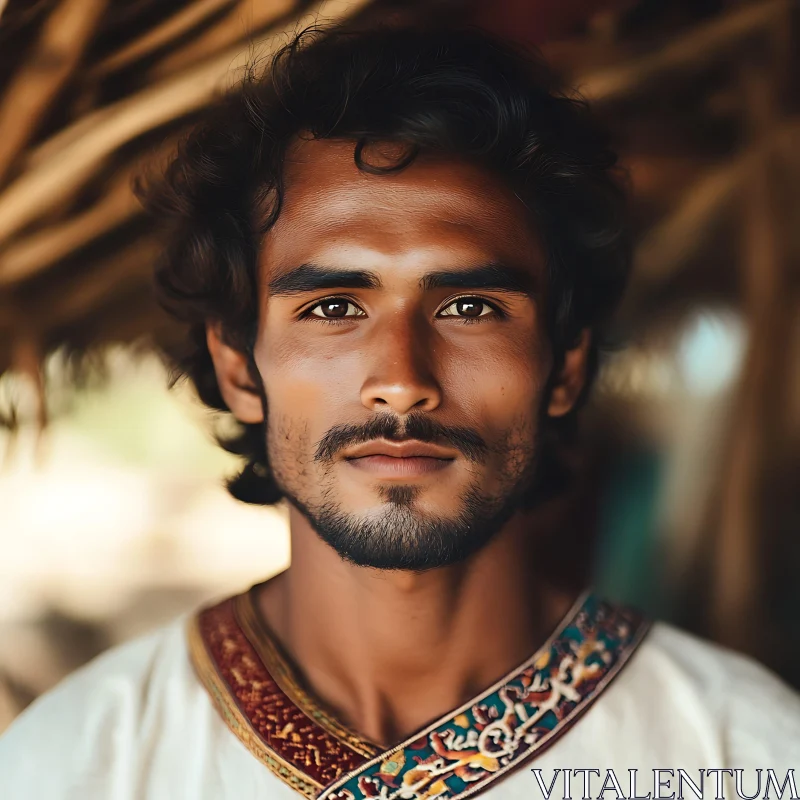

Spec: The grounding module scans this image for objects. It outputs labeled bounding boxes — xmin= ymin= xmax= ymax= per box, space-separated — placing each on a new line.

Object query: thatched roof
xmin=0 ymin=0 xmax=796 ymax=375
xmin=0 ymin=0 xmax=796 ymax=370
xmin=0 ymin=0 xmax=798 ymax=671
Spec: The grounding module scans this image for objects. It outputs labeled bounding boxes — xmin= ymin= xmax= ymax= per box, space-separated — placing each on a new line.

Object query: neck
xmin=257 ymin=506 xmax=578 ymax=747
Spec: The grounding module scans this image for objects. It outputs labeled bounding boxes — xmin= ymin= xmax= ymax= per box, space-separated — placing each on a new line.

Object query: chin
xmin=377 ymin=483 xmax=421 ymax=506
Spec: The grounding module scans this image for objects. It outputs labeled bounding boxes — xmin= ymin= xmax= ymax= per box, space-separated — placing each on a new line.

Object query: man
xmin=1 ymin=23 xmax=798 ymax=800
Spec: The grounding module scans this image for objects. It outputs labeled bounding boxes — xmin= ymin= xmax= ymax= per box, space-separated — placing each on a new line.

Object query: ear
xmin=547 ymin=329 xmax=592 ymax=418
xmin=206 ymin=323 xmax=264 ymax=424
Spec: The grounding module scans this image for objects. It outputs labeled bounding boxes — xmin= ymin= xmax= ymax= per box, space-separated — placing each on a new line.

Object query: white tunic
xmin=0 ymin=616 xmax=798 ymax=800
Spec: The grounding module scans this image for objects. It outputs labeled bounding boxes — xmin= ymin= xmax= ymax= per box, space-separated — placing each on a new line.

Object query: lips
xmin=342 ymin=439 xmax=457 ymax=461
xmin=342 ymin=439 xmax=457 ymax=478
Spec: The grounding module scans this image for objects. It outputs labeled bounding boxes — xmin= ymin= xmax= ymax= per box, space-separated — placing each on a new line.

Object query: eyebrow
xmin=419 ymin=263 xmax=535 ymax=294
xmin=267 ymin=261 xmax=535 ymax=296
xmin=268 ymin=264 xmax=382 ymax=295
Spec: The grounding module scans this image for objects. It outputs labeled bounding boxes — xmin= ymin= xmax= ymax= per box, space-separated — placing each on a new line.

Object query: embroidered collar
xmin=189 ymin=586 xmax=649 ymax=800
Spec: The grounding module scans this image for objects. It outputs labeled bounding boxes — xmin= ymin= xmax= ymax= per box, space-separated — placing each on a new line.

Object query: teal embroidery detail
xmin=317 ymin=594 xmax=649 ymax=800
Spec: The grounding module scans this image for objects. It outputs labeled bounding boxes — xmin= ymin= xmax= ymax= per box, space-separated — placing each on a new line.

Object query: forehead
xmin=262 ymin=138 xmax=543 ymax=275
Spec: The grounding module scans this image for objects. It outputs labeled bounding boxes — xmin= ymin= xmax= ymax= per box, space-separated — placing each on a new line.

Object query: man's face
xmin=236 ymin=139 xmax=578 ymax=569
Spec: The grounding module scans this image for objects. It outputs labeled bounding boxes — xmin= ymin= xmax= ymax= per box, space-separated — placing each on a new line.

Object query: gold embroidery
xmin=318 ymin=594 xmax=651 ymax=800
xmin=190 ymin=588 xmax=650 ymax=800
xmin=234 ymin=589 xmax=380 ymax=759
xmin=187 ymin=614 xmax=322 ymax=798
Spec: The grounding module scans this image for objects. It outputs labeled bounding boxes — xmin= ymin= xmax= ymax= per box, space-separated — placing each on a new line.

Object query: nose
xmin=360 ymin=313 xmax=442 ymax=415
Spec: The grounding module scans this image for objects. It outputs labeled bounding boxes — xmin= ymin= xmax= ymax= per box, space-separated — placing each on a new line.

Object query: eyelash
xmin=298 ymin=296 xmax=364 ymax=326
xmin=437 ymin=295 xmax=504 ymax=324
xmin=299 ymin=295 xmax=505 ymax=325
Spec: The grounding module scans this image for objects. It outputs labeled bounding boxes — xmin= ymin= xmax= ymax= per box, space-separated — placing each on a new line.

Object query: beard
xmin=286 ymin=477 xmax=530 ymax=571
xmin=271 ymin=411 xmax=541 ymax=571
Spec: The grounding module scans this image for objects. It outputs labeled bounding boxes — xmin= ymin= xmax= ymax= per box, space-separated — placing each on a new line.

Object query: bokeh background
xmin=1 ymin=0 xmax=798 ymax=731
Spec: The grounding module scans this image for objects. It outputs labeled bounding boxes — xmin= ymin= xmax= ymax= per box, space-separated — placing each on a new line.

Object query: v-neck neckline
xmin=189 ymin=585 xmax=650 ymax=799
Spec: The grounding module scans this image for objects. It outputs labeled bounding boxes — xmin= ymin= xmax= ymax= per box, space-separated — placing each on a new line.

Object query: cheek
xmin=257 ymin=331 xmax=357 ymax=411
xmin=440 ymin=335 xmax=548 ymax=431
xmin=255 ymin=330 xmax=367 ymax=469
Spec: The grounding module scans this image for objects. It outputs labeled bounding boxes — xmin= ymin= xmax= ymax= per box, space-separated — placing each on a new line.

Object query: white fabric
xmin=0 ymin=616 xmax=798 ymax=799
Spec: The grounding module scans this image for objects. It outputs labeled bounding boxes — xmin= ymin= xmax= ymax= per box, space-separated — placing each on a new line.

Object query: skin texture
xmin=207 ymin=137 xmax=591 ymax=745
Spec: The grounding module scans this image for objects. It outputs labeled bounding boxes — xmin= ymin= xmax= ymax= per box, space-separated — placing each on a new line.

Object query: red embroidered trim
xmin=192 ymin=590 xmax=650 ymax=800
xmin=196 ymin=598 xmax=368 ymax=788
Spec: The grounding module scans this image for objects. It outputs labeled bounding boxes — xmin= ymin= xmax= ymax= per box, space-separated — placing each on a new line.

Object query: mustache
xmin=314 ymin=412 xmax=488 ymax=463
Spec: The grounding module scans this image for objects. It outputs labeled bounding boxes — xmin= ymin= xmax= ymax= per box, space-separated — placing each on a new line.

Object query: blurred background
xmin=0 ymin=0 xmax=798 ymax=731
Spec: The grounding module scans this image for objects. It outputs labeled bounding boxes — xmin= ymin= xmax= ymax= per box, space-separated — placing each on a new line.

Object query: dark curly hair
xmin=138 ymin=22 xmax=631 ymax=506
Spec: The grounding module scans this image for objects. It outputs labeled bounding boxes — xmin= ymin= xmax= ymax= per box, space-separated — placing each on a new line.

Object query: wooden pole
xmin=90 ymin=0 xmax=240 ymax=77
xmin=0 ymin=0 xmax=371 ymax=252
xmin=0 ymin=0 xmax=108 ymax=186
xmin=708 ymin=5 xmax=792 ymax=653
xmin=0 ymin=178 xmax=141 ymax=287
xmin=577 ymin=0 xmax=786 ymax=105
xmin=146 ymin=0 xmax=297 ymax=79
xmin=625 ymin=120 xmax=800 ymax=319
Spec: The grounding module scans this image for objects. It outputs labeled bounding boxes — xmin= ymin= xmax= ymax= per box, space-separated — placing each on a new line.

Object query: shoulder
xmin=641 ymin=621 xmax=800 ymax=720
xmin=0 ymin=614 xmax=199 ymax=796
xmin=618 ymin=619 xmax=800 ymax=764
xmin=2 ymin=613 xmax=193 ymax=734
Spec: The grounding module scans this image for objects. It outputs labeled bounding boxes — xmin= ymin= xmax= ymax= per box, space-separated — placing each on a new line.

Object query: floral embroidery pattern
xmin=317 ymin=595 xmax=649 ymax=800
xmin=190 ymin=589 xmax=649 ymax=800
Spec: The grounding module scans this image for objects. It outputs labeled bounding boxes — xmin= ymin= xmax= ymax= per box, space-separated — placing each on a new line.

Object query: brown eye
xmin=457 ymin=299 xmax=483 ymax=317
xmin=439 ymin=297 xmax=494 ymax=319
xmin=309 ymin=299 xmax=364 ymax=319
